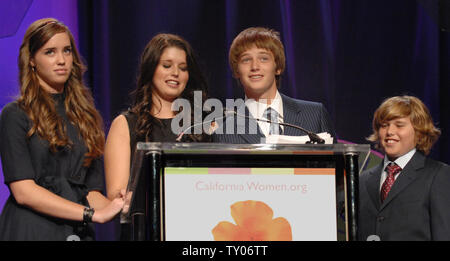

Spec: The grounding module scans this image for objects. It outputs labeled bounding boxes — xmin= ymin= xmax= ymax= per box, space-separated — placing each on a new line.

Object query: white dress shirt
xmin=379 ymin=148 xmax=416 ymax=191
xmin=245 ymin=91 xmax=284 ymax=137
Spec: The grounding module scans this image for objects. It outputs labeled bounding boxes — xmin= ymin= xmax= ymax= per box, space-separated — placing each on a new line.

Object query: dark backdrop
xmin=77 ymin=0 xmax=450 ymax=164
xmin=0 ymin=0 xmax=449 ymax=241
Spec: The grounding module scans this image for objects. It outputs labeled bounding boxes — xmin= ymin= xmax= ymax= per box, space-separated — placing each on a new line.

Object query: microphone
xmin=175 ymin=115 xmax=222 ymax=142
xmin=176 ymin=109 xmax=326 ymax=144
xmin=224 ymin=109 xmax=325 ymax=144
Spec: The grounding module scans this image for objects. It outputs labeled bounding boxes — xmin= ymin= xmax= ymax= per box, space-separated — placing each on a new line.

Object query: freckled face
xmin=379 ymin=117 xmax=417 ymax=160
xmin=30 ymin=32 xmax=73 ymax=93
xmin=152 ymin=47 xmax=189 ymax=102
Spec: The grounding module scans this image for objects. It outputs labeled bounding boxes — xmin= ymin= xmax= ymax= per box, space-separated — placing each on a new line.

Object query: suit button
xmin=367 ymin=235 xmax=381 ymax=241
xmin=377 ymin=216 xmax=385 ymax=222
xmin=66 ymin=234 xmax=80 ymax=241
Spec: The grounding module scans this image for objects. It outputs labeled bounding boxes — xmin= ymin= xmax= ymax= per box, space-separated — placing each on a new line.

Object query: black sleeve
xmin=0 ymin=102 xmax=36 ymax=184
xmin=85 ymin=157 xmax=105 ymax=193
xmin=319 ymin=103 xmax=337 ymax=143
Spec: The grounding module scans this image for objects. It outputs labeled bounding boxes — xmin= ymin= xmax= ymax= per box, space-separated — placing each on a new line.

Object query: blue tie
xmin=263 ymin=107 xmax=282 ymax=135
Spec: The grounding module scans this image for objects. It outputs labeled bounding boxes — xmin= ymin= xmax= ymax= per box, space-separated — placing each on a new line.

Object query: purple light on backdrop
xmin=93 ymin=0 xmax=111 ymax=123
xmin=225 ymin=0 xmax=237 ymax=98
xmin=318 ymin=0 xmax=339 ymax=118
xmin=413 ymin=3 xmax=439 ymax=119
xmin=0 ymin=0 xmax=79 ymax=212
xmin=280 ymin=0 xmax=298 ymax=98
xmin=0 ymin=0 xmax=33 ymax=38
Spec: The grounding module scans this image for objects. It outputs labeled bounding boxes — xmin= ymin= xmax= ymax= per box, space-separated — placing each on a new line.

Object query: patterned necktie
xmin=380 ymin=162 xmax=402 ymax=203
xmin=263 ymin=107 xmax=282 ymax=135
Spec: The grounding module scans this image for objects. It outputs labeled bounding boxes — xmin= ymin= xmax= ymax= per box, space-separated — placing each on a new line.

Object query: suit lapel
xmin=379 ymin=152 xmax=425 ymax=210
xmin=281 ymin=94 xmax=303 ymax=136
xmin=236 ymin=103 xmax=264 ymax=144
xmin=365 ymin=163 xmax=383 ymax=210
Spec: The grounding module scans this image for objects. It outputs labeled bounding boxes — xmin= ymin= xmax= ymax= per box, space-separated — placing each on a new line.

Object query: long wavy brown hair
xmin=18 ymin=18 xmax=104 ymax=166
xmin=131 ymin=33 xmax=209 ymax=141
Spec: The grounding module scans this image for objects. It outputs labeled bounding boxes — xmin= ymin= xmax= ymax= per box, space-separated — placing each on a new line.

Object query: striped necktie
xmin=263 ymin=107 xmax=282 ymax=135
xmin=380 ymin=162 xmax=402 ymax=203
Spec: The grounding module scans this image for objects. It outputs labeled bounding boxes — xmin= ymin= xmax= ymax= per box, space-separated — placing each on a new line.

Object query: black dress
xmin=119 ymin=110 xmax=211 ymax=240
xmin=0 ymin=93 xmax=104 ymax=241
xmin=118 ymin=111 xmax=177 ymax=240
xmin=123 ymin=110 xmax=178 ymax=159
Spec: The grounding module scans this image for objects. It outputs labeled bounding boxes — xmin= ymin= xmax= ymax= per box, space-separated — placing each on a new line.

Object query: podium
xmin=123 ymin=143 xmax=370 ymax=241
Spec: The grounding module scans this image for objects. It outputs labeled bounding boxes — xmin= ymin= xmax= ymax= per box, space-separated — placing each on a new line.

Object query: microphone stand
xmin=226 ymin=110 xmax=325 ymax=144
xmin=176 ymin=110 xmax=326 ymax=144
xmin=175 ymin=117 xmax=221 ymax=142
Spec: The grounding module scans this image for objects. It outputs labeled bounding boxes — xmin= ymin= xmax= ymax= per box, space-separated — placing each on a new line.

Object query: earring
xmin=31 ymin=66 xmax=36 ymax=72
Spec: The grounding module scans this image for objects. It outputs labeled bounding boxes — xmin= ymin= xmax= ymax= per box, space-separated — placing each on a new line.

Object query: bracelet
xmin=83 ymin=207 xmax=95 ymax=224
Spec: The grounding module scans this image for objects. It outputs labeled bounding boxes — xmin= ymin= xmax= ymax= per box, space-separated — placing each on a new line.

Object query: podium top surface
xmin=136 ymin=142 xmax=371 ymax=155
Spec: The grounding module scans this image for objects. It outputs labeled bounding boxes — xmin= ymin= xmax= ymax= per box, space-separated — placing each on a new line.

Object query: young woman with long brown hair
xmin=104 ymin=33 xmax=210 ymax=239
xmin=0 ymin=18 xmax=124 ymax=240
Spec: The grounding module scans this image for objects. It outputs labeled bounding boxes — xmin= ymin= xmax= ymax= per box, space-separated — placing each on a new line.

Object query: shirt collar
xmin=383 ymin=148 xmax=417 ymax=170
xmin=245 ymin=91 xmax=284 ymax=121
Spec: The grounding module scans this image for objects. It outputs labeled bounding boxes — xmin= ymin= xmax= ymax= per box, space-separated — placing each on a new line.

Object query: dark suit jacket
xmin=358 ymin=151 xmax=450 ymax=241
xmin=212 ymin=93 xmax=336 ymax=144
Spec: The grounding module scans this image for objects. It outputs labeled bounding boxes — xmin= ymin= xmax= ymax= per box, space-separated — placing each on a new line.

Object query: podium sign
xmin=125 ymin=143 xmax=370 ymax=241
xmin=165 ymin=167 xmax=337 ymax=240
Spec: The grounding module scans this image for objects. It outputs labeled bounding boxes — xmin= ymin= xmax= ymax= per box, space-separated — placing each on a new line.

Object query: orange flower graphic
xmin=212 ymin=200 xmax=292 ymax=241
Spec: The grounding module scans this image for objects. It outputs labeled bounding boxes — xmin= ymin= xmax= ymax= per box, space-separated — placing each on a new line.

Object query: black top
xmin=120 ymin=110 xmax=211 ymax=240
xmin=0 ymin=93 xmax=104 ymax=241
xmin=123 ymin=110 xmax=178 ymax=159
xmin=118 ymin=111 xmax=177 ymax=240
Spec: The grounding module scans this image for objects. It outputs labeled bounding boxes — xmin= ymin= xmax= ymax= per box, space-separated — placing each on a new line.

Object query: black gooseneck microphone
xmin=176 ymin=109 xmax=325 ymax=144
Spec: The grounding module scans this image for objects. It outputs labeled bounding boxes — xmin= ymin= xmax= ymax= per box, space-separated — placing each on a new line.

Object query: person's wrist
xmin=83 ymin=207 xmax=95 ymax=225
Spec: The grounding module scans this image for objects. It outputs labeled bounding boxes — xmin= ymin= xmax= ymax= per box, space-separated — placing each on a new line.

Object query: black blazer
xmin=358 ymin=151 xmax=450 ymax=241
xmin=212 ymin=93 xmax=336 ymax=144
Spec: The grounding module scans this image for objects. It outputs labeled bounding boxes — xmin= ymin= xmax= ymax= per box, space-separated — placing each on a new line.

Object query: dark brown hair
xmin=130 ymin=33 xmax=209 ymax=141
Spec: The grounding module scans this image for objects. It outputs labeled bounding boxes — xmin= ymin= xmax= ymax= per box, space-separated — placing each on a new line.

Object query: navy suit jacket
xmin=212 ymin=93 xmax=336 ymax=144
xmin=358 ymin=151 xmax=450 ymax=241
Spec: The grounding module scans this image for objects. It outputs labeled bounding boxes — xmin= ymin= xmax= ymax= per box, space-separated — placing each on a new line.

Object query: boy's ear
xmin=275 ymin=68 xmax=281 ymax=75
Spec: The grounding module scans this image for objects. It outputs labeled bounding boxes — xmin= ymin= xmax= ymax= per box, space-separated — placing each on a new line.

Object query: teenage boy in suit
xmin=358 ymin=95 xmax=450 ymax=241
xmin=212 ymin=27 xmax=335 ymax=144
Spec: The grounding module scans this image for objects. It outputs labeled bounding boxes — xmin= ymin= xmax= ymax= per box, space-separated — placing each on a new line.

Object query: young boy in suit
xmin=213 ymin=27 xmax=335 ymax=143
xmin=358 ymin=95 xmax=450 ymax=241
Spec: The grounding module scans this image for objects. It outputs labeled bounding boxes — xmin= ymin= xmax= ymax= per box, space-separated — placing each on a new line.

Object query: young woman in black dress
xmin=104 ymin=33 xmax=210 ymax=239
xmin=0 ymin=18 xmax=124 ymax=240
